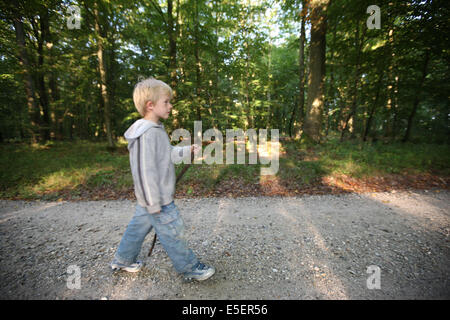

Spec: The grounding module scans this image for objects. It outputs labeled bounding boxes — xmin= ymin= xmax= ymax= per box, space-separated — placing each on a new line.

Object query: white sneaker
xmin=183 ymin=262 xmax=215 ymax=281
xmin=110 ymin=260 xmax=144 ymax=273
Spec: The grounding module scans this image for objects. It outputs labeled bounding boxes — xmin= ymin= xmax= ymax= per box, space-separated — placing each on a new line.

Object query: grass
xmin=0 ymin=137 xmax=449 ymax=200
xmin=317 ymin=138 xmax=450 ymax=177
xmin=0 ymin=140 xmax=130 ymax=200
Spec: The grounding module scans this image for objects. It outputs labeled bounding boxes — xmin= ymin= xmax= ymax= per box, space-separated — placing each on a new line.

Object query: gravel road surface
xmin=1 ymin=190 xmax=449 ymax=300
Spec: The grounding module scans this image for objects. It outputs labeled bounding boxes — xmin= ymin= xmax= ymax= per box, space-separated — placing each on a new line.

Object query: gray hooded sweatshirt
xmin=124 ymin=119 xmax=191 ymax=214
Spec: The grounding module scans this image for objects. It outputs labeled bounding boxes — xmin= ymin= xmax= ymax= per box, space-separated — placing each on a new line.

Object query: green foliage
xmin=0 ymin=0 xmax=448 ymax=201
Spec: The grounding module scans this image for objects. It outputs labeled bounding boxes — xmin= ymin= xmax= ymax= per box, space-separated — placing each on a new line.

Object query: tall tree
xmin=33 ymin=8 xmax=52 ymax=141
xmin=167 ymin=0 xmax=178 ymax=92
xmin=362 ymin=70 xmax=384 ymax=142
xmin=293 ymin=0 xmax=306 ymax=138
xmin=324 ymin=13 xmax=336 ymax=138
xmin=402 ymin=49 xmax=430 ymax=143
xmin=302 ymin=0 xmax=330 ymax=143
xmin=340 ymin=19 xmax=366 ymax=142
xmin=10 ymin=1 xmax=40 ymax=142
xmin=43 ymin=6 xmax=61 ymax=140
xmin=93 ymin=0 xmax=114 ymax=149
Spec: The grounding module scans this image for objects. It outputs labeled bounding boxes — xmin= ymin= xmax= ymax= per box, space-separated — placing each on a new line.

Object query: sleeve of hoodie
xmin=140 ymin=130 xmax=162 ymax=214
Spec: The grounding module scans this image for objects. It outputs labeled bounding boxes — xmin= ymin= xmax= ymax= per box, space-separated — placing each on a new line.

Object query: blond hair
xmin=133 ymin=77 xmax=173 ymax=117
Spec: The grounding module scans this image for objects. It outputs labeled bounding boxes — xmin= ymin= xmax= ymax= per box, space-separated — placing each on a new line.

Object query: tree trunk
xmin=402 ymin=50 xmax=430 ymax=143
xmin=43 ymin=10 xmax=62 ymax=141
xmin=293 ymin=0 xmax=306 ymax=139
xmin=362 ymin=72 xmax=383 ymax=142
xmin=324 ymin=13 xmax=337 ymax=137
xmin=213 ymin=0 xmax=221 ymax=128
xmin=12 ymin=13 xmax=39 ymax=143
xmin=94 ymin=0 xmax=115 ymax=149
xmin=267 ymin=38 xmax=272 ymax=129
xmin=107 ymin=31 xmax=117 ymax=140
xmin=193 ymin=0 xmax=202 ymax=120
xmin=340 ymin=20 xmax=366 ymax=142
xmin=167 ymin=0 xmax=177 ymax=93
xmin=384 ymin=28 xmax=396 ymax=139
xmin=303 ymin=0 xmax=330 ymax=143
xmin=288 ymin=96 xmax=295 ymax=137
xmin=391 ymin=74 xmax=399 ymax=139
xmin=244 ymin=1 xmax=253 ymax=129
xmin=36 ymin=10 xmax=51 ymax=141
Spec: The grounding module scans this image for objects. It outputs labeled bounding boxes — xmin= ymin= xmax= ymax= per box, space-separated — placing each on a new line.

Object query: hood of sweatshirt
xmin=124 ymin=118 xmax=164 ymax=149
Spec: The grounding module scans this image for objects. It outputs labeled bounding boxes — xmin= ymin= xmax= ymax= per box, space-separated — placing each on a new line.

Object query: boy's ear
xmin=145 ymin=100 xmax=154 ymax=113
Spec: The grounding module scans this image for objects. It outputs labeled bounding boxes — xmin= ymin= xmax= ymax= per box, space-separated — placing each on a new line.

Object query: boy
xmin=110 ymin=77 xmax=215 ymax=282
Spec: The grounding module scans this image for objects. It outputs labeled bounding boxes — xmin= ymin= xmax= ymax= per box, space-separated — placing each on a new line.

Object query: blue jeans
xmin=113 ymin=201 xmax=198 ymax=274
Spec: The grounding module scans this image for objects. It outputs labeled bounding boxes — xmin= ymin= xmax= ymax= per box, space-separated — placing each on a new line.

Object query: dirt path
xmin=0 ymin=189 xmax=449 ymax=300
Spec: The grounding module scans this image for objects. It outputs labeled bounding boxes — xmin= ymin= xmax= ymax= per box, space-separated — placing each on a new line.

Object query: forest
xmin=0 ymin=0 xmax=449 ymax=201
xmin=1 ymin=0 xmax=448 ymax=146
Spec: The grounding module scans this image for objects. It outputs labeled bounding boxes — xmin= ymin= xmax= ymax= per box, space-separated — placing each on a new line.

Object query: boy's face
xmin=146 ymin=93 xmax=173 ymax=121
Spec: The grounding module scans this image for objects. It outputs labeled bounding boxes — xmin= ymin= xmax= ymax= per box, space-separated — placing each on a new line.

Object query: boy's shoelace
xmin=195 ymin=262 xmax=207 ymax=270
